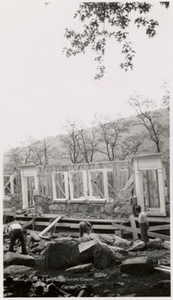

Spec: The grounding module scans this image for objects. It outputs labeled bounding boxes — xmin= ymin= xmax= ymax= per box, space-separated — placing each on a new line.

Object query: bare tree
xmin=118 ymin=133 xmax=147 ymax=160
xmin=95 ymin=115 xmax=131 ymax=161
xmin=161 ymin=81 xmax=170 ymax=110
xmin=129 ymin=96 xmax=169 ymax=153
xmin=28 ymin=137 xmax=59 ymax=165
xmin=77 ymin=127 xmax=99 ymax=163
xmin=5 ymin=147 xmax=23 ymax=173
xmin=59 ymin=120 xmax=82 ymax=163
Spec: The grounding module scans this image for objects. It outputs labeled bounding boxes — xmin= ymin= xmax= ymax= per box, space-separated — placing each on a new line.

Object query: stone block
xmin=67 ymin=204 xmax=79 ymax=212
xmin=49 ymin=204 xmax=59 ymax=211
xmin=79 ymin=240 xmax=98 ymax=254
xmin=105 ymin=203 xmax=114 ymax=214
xmin=4 ymin=265 xmax=36 ymax=278
xmin=4 ymin=252 xmax=36 ymax=268
xmin=113 ymin=206 xmax=120 ymax=214
xmin=113 ymin=235 xmax=132 ymax=248
xmin=45 ymin=238 xmax=91 ymax=270
xmin=120 ymin=256 xmax=153 ymax=274
xmin=129 ymin=240 xmax=145 ymax=251
xmin=89 ymin=204 xmax=102 ymax=215
xmin=78 ymin=204 xmax=89 ymax=213
xmin=93 ymin=243 xmax=120 ymax=269
xmin=163 ymin=241 xmax=170 ymax=250
xmin=146 ymin=238 xmax=163 ymax=249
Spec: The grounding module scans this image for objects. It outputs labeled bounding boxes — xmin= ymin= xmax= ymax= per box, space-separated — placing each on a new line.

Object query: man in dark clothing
xmin=79 ymin=221 xmax=93 ymax=237
xmin=8 ymin=222 xmax=27 ymax=254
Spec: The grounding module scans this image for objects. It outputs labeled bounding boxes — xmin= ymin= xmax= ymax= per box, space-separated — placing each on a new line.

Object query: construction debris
xmin=3 ymin=214 xmax=170 ymax=297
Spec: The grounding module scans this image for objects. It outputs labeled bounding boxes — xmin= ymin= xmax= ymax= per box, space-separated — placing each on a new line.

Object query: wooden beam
xmin=148 ymin=224 xmax=170 ymax=232
xmin=29 ymin=221 xmax=123 ymax=231
xmin=129 ymin=215 xmax=138 ymax=240
xmin=134 ymin=217 xmax=170 ymax=223
xmin=154 ymin=266 xmax=170 ymax=274
xmin=112 ymin=222 xmax=140 ymax=234
xmin=148 ymin=231 xmax=170 ymax=241
xmin=112 ymin=222 xmax=170 ymax=240
xmin=38 ymin=215 xmax=63 ymax=237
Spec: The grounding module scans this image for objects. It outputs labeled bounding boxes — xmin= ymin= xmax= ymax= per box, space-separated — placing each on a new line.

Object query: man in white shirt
xmin=8 ymin=221 xmax=27 ymax=254
xmin=135 ymin=205 xmax=149 ymax=245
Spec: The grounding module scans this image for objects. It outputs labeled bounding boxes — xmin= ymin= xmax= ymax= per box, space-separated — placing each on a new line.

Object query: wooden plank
xmin=148 ymin=231 xmax=170 ymax=241
xmin=112 ymin=222 xmax=170 ymax=240
xmin=129 ymin=215 xmax=138 ymax=240
xmin=158 ymin=265 xmax=170 ymax=270
xmin=154 ymin=267 xmax=170 ymax=274
xmin=148 ymin=224 xmax=170 ymax=232
xmin=38 ymin=215 xmax=63 ymax=237
xmin=112 ymin=222 xmax=140 ymax=234
xmin=134 ymin=217 xmax=170 ymax=223
xmin=33 ymin=221 xmax=122 ymax=231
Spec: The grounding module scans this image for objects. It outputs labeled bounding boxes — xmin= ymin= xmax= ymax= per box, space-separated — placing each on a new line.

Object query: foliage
xmin=63 ymin=2 xmax=169 ymax=79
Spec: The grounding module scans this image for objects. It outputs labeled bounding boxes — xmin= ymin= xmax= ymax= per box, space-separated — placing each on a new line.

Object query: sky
xmin=0 ymin=0 xmax=171 ymax=152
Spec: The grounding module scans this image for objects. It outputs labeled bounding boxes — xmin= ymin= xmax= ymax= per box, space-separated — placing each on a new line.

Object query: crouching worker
xmin=79 ymin=221 xmax=93 ymax=238
xmin=135 ymin=205 xmax=149 ymax=245
xmin=8 ymin=222 xmax=27 ymax=254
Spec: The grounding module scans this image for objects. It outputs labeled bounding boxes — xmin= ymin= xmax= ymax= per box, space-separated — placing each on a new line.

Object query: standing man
xmin=8 ymin=221 xmax=27 ymax=255
xmin=135 ymin=205 xmax=149 ymax=245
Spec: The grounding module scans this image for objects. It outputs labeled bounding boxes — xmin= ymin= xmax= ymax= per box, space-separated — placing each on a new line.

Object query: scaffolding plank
xmin=38 ymin=215 xmax=63 ymax=236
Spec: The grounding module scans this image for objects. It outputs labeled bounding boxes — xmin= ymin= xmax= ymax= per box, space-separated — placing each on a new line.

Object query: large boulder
xmin=4 ymin=252 xmax=35 ymax=267
xmin=120 ymin=256 xmax=153 ymax=274
xmin=44 ymin=238 xmax=91 ymax=270
xmin=93 ymin=243 xmax=121 ymax=269
xmin=146 ymin=238 xmax=163 ymax=249
xmin=163 ymin=241 xmax=170 ymax=250
xmin=129 ymin=240 xmax=145 ymax=251
xmin=113 ymin=235 xmax=132 ymax=248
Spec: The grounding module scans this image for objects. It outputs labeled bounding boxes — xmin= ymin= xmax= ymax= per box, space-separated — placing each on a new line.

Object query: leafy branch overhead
xmin=63 ymin=2 xmax=169 ymax=79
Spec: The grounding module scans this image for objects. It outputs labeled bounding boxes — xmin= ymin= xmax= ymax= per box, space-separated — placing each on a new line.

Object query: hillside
xmin=3 ymin=108 xmax=169 ymax=171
